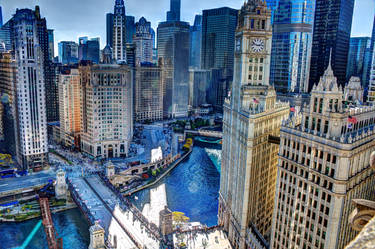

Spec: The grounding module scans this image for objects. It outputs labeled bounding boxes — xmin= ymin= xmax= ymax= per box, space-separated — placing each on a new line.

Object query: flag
xmin=253 ymin=98 xmax=259 ymax=104
xmin=347 ymin=123 xmax=353 ymax=129
xmin=290 ymin=107 xmax=296 ymax=112
xmin=348 ymin=116 xmax=358 ymax=124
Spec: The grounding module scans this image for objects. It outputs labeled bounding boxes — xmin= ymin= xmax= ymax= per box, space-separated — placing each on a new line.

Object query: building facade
xmin=368 ymin=46 xmax=375 ymax=104
xmin=166 ymin=0 xmax=181 ymax=22
xmin=157 ymin=21 xmax=190 ymax=118
xmin=189 ymin=69 xmax=210 ymax=108
xmin=201 ymin=7 xmax=238 ymax=111
xmin=58 ymin=67 xmax=82 ymax=148
xmin=112 ymin=0 xmax=127 ymax=62
xmin=308 ymin=0 xmax=355 ymax=90
xmin=270 ymin=0 xmax=315 ymax=93
xmin=135 ymin=63 xmax=163 ymax=122
xmin=58 ymin=41 xmax=79 ymax=64
xmin=190 ymin=15 xmax=202 ymax=69
xmin=219 ymin=2 xmax=289 ymax=248
xmin=133 ymin=17 xmax=153 ymax=65
xmin=7 ymin=8 xmax=49 ymax=170
xmin=78 ymin=37 xmax=100 ymax=64
xmin=80 ymin=64 xmax=133 ymax=159
xmin=47 ymin=29 xmax=54 ymax=61
xmin=271 ymin=60 xmax=375 ymax=249
xmin=346 ymin=37 xmax=371 ymax=83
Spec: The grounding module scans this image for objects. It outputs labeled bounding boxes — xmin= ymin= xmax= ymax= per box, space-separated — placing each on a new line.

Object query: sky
xmin=1 ymin=0 xmax=374 ymax=52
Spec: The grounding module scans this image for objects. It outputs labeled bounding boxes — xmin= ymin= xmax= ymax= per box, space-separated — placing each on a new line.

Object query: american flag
xmin=348 ymin=116 xmax=358 ymax=124
xmin=290 ymin=107 xmax=296 ymax=112
xmin=253 ymin=98 xmax=259 ymax=104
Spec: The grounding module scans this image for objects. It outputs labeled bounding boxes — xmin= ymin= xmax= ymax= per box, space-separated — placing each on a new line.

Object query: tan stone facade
xmin=271 ymin=61 xmax=375 ymax=249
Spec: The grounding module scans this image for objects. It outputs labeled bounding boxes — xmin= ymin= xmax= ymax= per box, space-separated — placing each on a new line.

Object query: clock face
xmin=251 ymin=39 xmax=264 ymax=53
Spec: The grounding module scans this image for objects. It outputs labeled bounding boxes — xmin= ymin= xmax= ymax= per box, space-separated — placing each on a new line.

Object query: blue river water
xmin=131 ymin=142 xmax=222 ymax=227
xmin=0 ymin=142 xmax=221 ymax=248
xmin=0 ymin=208 xmax=89 ymax=249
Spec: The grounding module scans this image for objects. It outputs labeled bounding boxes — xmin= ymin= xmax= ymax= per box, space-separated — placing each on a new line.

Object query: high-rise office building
xmin=0 ymin=21 xmax=11 ymax=52
xmin=135 ymin=63 xmax=163 ymax=122
xmin=166 ymin=0 xmax=181 ymax=22
xmin=157 ymin=21 xmax=190 ymax=118
xmin=190 ymin=15 xmax=202 ymax=69
xmin=80 ymin=63 xmax=133 ymax=159
xmin=189 ymin=69 xmax=210 ymax=108
xmin=219 ymin=2 xmax=289 ymax=248
xmin=47 ymin=29 xmax=54 ymax=61
xmin=5 ymin=8 xmax=49 ymax=170
xmin=201 ymin=7 xmax=238 ymax=110
xmin=58 ymin=67 xmax=82 ymax=148
xmin=133 ymin=17 xmax=153 ymax=65
xmin=106 ymin=13 xmax=114 ymax=47
xmin=368 ymin=45 xmax=375 ymax=104
xmin=271 ymin=59 xmax=375 ymax=249
xmin=58 ymin=41 xmax=79 ymax=64
xmin=126 ymin=16 xmax=136 ymax=44
xmin=270 ymin=0 xmax=315 ymax=93
xmin=309 ymin=0 xmax=355 ymax=91
xmin=346 ymin=37 xmax=371 ymax=83
xmin=362 ymin=16 xmax=375 ymax=94
xmin=112 ymin=0 xmax=127 ymax=62
xmin=0 ymin=6 xmax=3 ymax=27
xmin=78 ymin=37 xmax=100 ymax=64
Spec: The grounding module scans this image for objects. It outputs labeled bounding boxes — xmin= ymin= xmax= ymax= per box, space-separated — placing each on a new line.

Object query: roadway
xmin=0 ymin=171 xmax=55 ymax=197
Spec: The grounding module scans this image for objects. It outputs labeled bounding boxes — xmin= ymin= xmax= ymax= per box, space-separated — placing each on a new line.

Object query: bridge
xmin=68 ymin=175 xmax=168 ymax=249
xmin=184 ymin=129 xmax=223 ymax=140
xmin=39 ymin=197 xmax=63 ymax=249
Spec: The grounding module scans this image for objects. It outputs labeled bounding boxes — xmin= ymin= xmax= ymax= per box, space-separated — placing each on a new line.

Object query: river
xmin=0 ymin=141 xmax=221 ymax=248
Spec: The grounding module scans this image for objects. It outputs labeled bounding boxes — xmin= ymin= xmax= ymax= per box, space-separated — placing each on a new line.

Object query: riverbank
xmin=0 ymin=201 xmax=76 ymax=222
xmin=124 ymin=148 xmax=192 ymax=196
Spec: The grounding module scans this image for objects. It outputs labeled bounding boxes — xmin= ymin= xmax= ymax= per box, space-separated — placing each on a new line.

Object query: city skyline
xmin=1 ymin=0 xmax=374 ymax=53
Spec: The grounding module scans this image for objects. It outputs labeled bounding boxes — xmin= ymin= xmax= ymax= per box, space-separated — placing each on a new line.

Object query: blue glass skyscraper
xmin=270 ymin=0 xmax=315 ymax=93
xmin=309 ymin=0 xmax=354 ymax=90
xmin=0 ymin=6 xmax=3 ymax=27
xmin=346 ymin=37 xmax=370 ymax=82
xmin=167 ymin=0 xmax=181 ymax=22
xmin=190 ymin=15 xmax=202 ymax=69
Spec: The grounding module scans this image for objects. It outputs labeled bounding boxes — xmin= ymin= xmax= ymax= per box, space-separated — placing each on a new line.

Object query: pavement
xmin=0 ymin=171 xmax=55 ymax=196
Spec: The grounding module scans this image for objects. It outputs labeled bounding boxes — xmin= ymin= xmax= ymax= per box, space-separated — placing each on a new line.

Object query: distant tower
xmin=112 ymin=0 xmax=127 ymax=62
xmin=166 ymin=0 xmax=181 ymax=22
xmin=55 ymin=169 xmax=67 ymax=200
xmin=0 ymin=6 xmax=3 ymax=27
xmin=89 ymin=221 xmax=105 ymax=249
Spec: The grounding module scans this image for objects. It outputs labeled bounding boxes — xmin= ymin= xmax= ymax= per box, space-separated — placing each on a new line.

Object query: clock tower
xmin=219 ymin=1 xmax=290 ymax=248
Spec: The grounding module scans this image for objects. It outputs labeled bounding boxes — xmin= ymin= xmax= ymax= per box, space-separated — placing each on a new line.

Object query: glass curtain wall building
xmin=270 ymin=0 xmax=315 ymax=93
xmin=346 ymin=37 xmax=371 ymax=82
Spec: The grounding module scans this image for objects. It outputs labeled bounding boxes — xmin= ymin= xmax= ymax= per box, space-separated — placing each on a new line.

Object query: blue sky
xmin=1 ymin=0 xmax=374 ymax=51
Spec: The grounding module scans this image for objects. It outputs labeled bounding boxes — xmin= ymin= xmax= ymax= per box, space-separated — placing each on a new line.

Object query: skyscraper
xmin=58 ymin=41 xmax=79 ymax=64
xmin=271 ymin=60 xmax=375 ymax=249
xmin=6 ymin=8 xmax=49 ymax=170
xmin=270 ymin=0 xmax=315 ymax=93
xmin=47 ymin=29 xmax=54 ymax=60
xmin=106 ymin=13 xmax=114 ymax=47
xmin=126 ymin=16 xmax=136 ymax=44
xmin=112 ymin=0 xmax=127 ymax=62
xmin=219 ymin=2 xmax=289 ymax=248
xmin=78 ymin=37 xmax=100 ymax=64
xmin=133 ymin=17 xmax=153 ymax=65
xmin=309 ymin=0 xmax=355 ymax=90
xmin=346 ymin=37 xmax=371 ymax=82
xmin=135 ymin=63 xmax=163 ymax=122
xmin=0 ymin=6 xmax=3 ymax=27
xmin=80 ymin=63 xmax=133 ymax=159
xmin=190 ymin=15 xmax=202 ymax=69
xmin=157 ymin=21 xmax=190 ymax=118
xmin=362 ymin=16 xmax=375 ymax=94
xmin=166 ymin=0 xmax=181 ymax=22
xmin=201 ymin=7 xmax=238 ymax=110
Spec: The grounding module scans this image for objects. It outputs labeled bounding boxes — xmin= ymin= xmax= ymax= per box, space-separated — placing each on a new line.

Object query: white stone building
xmin=80 ymin=64 xmax=133 ymax=159
xmin=270 ymin=59 xmax=375 ymax=249
xmin=218 ymin=1 xmax=289 ymax=249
